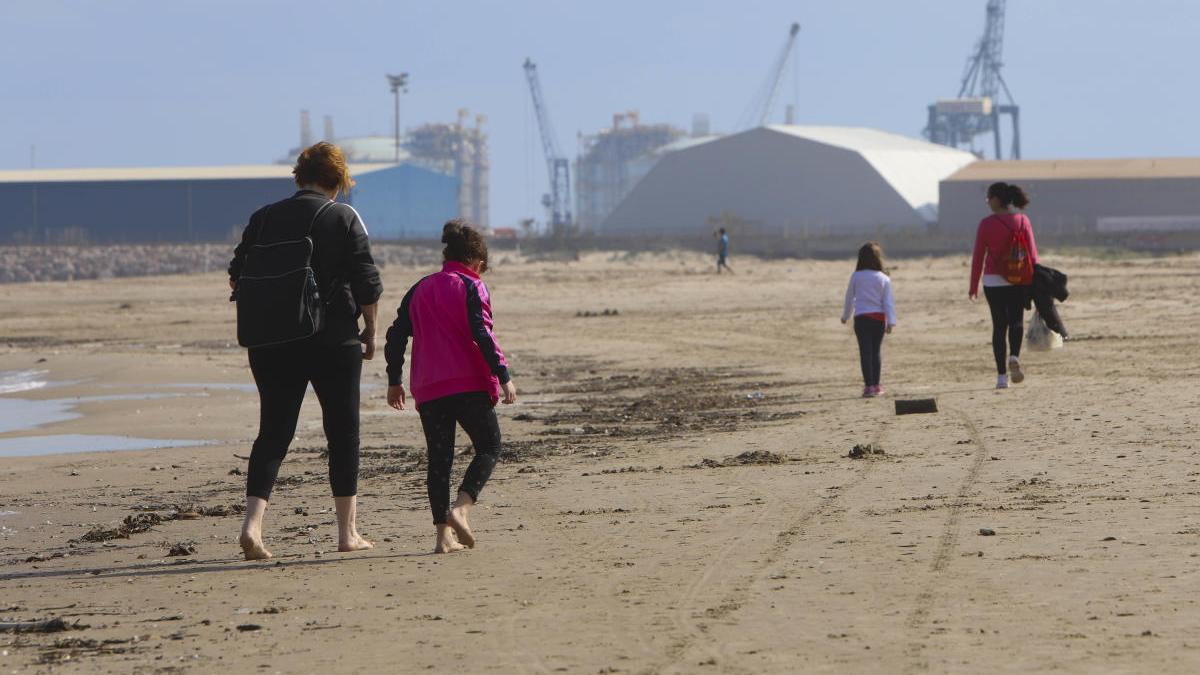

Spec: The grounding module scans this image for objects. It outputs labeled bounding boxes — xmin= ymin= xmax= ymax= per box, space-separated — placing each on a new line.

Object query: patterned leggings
xmin=417 ymin=391 xmax=502 ymax=524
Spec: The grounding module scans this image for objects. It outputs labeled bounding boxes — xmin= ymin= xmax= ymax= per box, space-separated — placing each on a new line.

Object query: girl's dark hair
xmin=987 ymin=182 xmax=1030 ymax=209
xmin=856 ymin=241 xmax=885 ymax=273
xmin=442 ymin=219 xmax=489 ymax=273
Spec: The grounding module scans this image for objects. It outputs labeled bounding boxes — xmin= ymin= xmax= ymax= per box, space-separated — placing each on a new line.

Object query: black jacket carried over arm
xmin=1027 ymin=263 xmax=1069 ymax=338
xmin=229 ymin=190 xmax=383 ymax=347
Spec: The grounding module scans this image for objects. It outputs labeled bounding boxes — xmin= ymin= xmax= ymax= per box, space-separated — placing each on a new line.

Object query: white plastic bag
xmin=1026 ymin=314 xmax=1063 ymax=351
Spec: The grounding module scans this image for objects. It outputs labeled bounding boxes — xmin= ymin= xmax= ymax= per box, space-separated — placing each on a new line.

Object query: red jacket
xmin=384 ymin=261 xmax=510 ymax=407
xmin=970 ymin=212 xmax=1039 ymax=294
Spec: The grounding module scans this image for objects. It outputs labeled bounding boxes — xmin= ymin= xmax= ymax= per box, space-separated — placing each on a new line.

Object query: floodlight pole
xmin=386 ymin=73 xmax=410 ymax=163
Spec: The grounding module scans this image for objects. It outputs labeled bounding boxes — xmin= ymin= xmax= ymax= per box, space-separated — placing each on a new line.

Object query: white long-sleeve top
xmin=841 ymin=270 xmax=897 ymax=326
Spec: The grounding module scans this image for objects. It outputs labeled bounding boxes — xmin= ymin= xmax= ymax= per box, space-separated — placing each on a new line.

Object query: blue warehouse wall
xmin=0 ymin=178 xmax=294 ymax=243
xmin=348 ymin=164 xmax=458 ymax=240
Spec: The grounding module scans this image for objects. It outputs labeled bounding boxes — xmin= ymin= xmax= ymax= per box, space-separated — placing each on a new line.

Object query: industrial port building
xmin=0 ymin=109 xmax=490 ymax=245
xmin=601 ymin=125 xmax=977 ymax=236
xmin=0 ymin=162 xmax=457 ymax=244
xmin=938 ymin=158 xmax=1200 ymax=234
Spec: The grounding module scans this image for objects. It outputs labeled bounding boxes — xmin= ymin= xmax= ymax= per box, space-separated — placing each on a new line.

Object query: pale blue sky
xmin=3 ymin=0 xmax=1194 ymax=228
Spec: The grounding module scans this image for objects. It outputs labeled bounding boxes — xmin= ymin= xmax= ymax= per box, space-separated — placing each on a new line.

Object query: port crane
xmin=924 ymin=0 xmax=1021 ymax=159
xmin=522 ymin=58 xmax=573 ymax=233
xmin=740 ymin=22 xmax=801 ymax=130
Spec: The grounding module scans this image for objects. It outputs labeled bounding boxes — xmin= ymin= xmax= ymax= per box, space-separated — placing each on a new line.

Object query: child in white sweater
xmin=840 ymin=242 xmax=897 ymax=398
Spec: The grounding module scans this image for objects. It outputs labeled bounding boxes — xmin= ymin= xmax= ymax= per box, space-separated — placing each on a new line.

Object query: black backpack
xmin=233 ymin=199 xmax=335 ymax=348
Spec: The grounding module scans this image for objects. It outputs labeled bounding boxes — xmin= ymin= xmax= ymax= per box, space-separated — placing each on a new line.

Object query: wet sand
xmin=1 ymin=250 xmax=1199 ymax=673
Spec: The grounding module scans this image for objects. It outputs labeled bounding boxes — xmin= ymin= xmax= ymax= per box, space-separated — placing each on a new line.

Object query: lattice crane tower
xmin=924 ymin=0 xmax=1021 ymax=159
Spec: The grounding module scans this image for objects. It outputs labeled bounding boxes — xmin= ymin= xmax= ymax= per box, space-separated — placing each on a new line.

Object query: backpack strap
xmin=252 ymin=205 xmax=274 ymax=246
xmin=306 ymin=200 xmax=339 ymax=301
xmin=306 ymin=200 xmax=336 ymax=238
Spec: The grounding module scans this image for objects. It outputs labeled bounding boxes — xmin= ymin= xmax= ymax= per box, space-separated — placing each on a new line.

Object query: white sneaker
xmin=996 ymin=374 xmax=1010 ymax=389
xmin=1009 ymin=357 xmax=1024 ymax=384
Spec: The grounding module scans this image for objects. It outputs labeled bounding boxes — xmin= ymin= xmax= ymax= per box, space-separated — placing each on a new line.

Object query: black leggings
xmin=246 ymin=341 xmax=362 ymax=500
xmin=983 ymin=286 xmax=1026 ymax=375
xmin=418 ymin=392 xmax=502 ymax=524
xmin=853 ymin=316 xmax=885 ymax=387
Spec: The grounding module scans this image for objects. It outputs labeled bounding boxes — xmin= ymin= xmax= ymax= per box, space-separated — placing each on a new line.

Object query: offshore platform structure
xmin=924 ymin=0 xmax=1021 ymax=159
xmin=522 ymin=58 xmax=573 ymax=234
xmin=740 ymin=22 xmax=801 ymax=130
xmin=575 ymin=111 xmax=685 ymax=231
xmin=404 ymin=109 xmax=490 ymax=229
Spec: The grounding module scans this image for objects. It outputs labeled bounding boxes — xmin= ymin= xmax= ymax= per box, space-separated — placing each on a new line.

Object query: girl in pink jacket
xmin=969 ymin=182 xmax=1038 ymax=389
xmin=384 ymin=220 xmax=518 ymax=553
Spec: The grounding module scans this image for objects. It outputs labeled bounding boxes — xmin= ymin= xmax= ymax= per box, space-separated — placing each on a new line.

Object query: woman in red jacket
xmin=969 ymin=182 xmax=1038 ymax=389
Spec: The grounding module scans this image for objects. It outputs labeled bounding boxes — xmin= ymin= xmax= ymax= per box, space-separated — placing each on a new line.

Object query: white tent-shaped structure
xmin=600 ymin=126 xmax=976 ymax=236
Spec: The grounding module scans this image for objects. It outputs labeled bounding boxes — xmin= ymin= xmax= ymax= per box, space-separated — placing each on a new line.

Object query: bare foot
xmin=447 ymin=506 xmax=475 ymax=549
xmin=338 ymin=534 xmax=374 ymax=553
xmin=434 ymin=525 xmax=465 ymax=554
xmin=239 ymin=533 xmax=272 ymax=561
xmin=434 ymin=538 xmax=466 ymax=554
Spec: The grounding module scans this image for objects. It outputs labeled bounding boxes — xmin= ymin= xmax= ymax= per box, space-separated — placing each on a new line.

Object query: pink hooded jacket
xmin=384 ymin=261 xmax=510 ymax=407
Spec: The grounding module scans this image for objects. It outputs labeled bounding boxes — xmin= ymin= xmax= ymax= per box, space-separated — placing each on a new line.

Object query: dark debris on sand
xmin=36 ymin=636 xmax=137 ymax=665
xmin=690 ymin=450 xmax=789 ymax=469
xmin=531 ymin=364 xmax=806 ymax=444
xmin=74 ymin=513 xmax=166 ymax=543
xmin=74 ymin=503 xmax=246 ymax=543
xmin=166 ymin=542 xmax=197 ymax=557
xmin=848 ymin=444 xmax=886 ymax=459
xmin=0 ymin=618 xmax=82 ymax=634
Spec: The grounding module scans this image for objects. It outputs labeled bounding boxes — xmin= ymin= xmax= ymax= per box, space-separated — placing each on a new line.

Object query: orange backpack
xmin=999 ymin=216 xmax=1034 ymax=286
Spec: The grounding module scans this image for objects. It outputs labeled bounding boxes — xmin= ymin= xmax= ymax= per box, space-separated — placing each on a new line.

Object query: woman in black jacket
xmin=228 ymin=142 xmax=383 ymax=560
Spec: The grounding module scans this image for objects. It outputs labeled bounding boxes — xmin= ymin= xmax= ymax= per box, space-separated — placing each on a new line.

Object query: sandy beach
xmin=1 ymin=250 xmax=1198 ymax=673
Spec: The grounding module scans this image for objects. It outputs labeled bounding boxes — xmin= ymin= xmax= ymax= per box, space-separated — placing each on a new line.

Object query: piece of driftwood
xmin=895 ymin=398 xmax=938 ymax=415
xmin=0 ymin=618 xmax=72 ymax=633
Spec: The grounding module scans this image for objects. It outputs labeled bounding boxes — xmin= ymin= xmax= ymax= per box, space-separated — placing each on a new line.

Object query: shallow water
xmin=0 ymin=369 xmax=51 ymax=395
xmin=0 ymin=390 xmax=186 ymax=435
xmin=0 ymin=370 xmax=208 ymax=456
xmin=0 ymin=434 xmax=205 ymax=458
xmin=0 ymin=370 xmax=378 ymax=457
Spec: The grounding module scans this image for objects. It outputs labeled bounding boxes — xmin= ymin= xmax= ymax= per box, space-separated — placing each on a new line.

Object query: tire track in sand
xmin=903 ymin=408 xmax=989 ymax=673
xmin=660 ymin=425 xmax=888 ymax=674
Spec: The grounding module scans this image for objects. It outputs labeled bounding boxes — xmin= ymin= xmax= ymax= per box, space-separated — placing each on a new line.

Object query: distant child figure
xmin=384 ymin=219 xmax=517 ymax=554
xmin=716 ymin=228 xmax=734 ymax=274
xmin=841 ymin=242 xmax=896 ymax=398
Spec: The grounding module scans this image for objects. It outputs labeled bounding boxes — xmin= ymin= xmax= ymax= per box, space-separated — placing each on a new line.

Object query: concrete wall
xmin=938 ymin=177 xmax=1200 ymax=235
xmin=600 ymin=128 xmax=927 ymax=237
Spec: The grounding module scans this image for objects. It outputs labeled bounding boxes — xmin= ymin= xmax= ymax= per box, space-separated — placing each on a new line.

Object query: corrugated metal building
xmin=0 ymin=162 xmax=458 ymax=243
xmin=601 ymin=126 xmax=977 ymax=236
xmin=938 ymin=159 xmax=1200 ymax=234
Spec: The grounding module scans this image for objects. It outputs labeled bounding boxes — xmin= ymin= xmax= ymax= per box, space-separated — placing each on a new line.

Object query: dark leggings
xmin=853 ymin=316 xmax=885 ymax=387
xmin=983 ymin=285 xmax=1026 ymax=375
xmin=418 ymin=392 xmax=502 ymax=524
xmin=246 ymin=341 xmax=362 ymax=500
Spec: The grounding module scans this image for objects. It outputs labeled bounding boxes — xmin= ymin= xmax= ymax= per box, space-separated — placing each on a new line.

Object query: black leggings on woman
xmin=417 ymin=391 xmax=502 ymax=524
xmin=853 ymin=316 xmax=885 ymax=387
xmin=983 ymin=286 xmax=1026 ymax=375
xmin=246 ymin=341 xmax=362 ymax=500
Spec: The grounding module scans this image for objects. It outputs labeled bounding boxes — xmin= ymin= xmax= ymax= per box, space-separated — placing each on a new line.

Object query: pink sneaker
xmin=874 ymin=385 xmax=886 ymax=397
